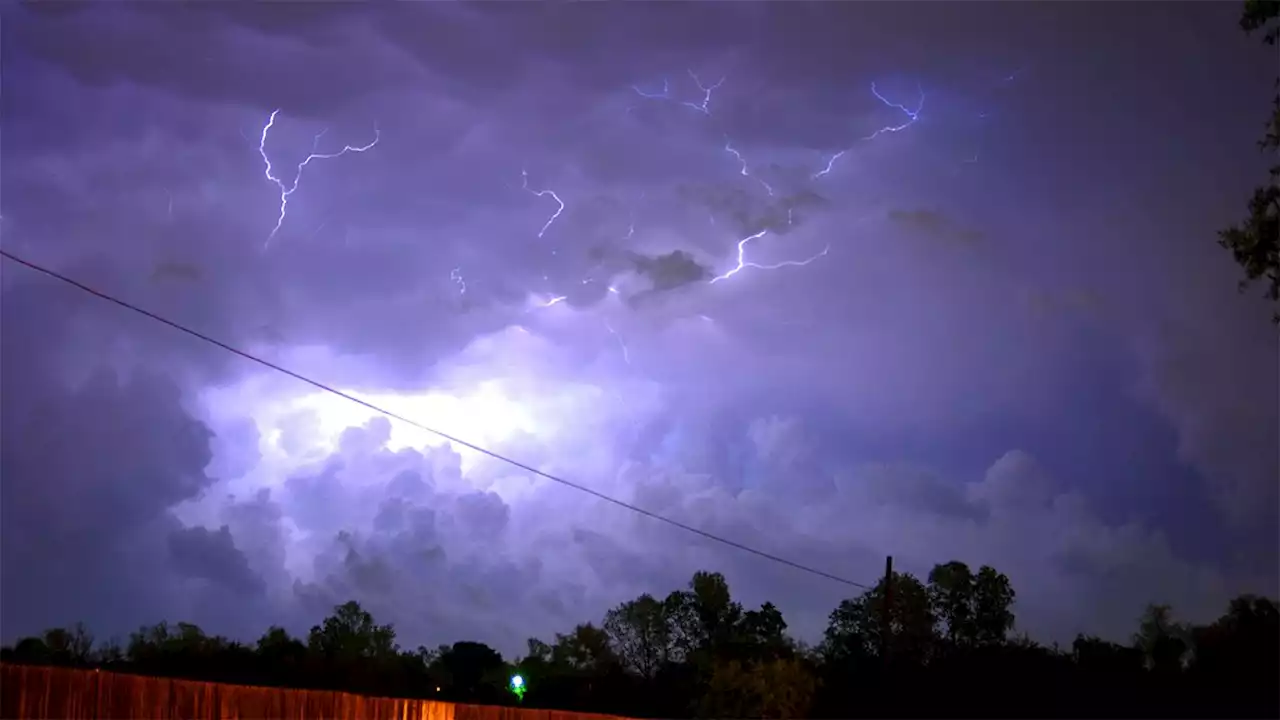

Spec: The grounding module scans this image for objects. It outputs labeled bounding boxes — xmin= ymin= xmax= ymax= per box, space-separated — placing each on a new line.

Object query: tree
xmin=40 ymin=620 xmax=94 ymax=666
xmin=971 ymin=565 xmax=1016 ymax=646
xmin=927 ymin=561 xmax=976 ymax=647
xmin=823 ymin=571 xmax=937 ymax=665
xmin=603 ymin=593 xmax=671 ymax=679
xmin=550 ymin=623 xmax=618 ymax=674
xmin=432 ymin=641 xmax=508 ymax=703
xmin=703 ymin=656 xmax=816 ymax=720
xmin=1220 ymin=0 xmax=1280 ymax=322
xmin=1132 ymin=603 xmax=1190 ymax=674
xmin=1189 ymin=594 xmax=1280 ymax=680
xmin=307 ymin=600 xmax=397 ymax=661
xmin=737 ymin=602 xmax=791 ymax=662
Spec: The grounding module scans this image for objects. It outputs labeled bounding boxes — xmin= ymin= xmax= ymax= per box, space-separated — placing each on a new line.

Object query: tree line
xmin=2 ymin=559 xmax=1276 ymax=718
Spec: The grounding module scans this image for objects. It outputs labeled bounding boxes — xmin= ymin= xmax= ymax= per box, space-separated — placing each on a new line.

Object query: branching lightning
xmin=629 ymin=71 xmax=723 ymax=115
xmin=521 ymin=169 xmax=566 ymax=239
xmin=811 ymin=82 xmax=925 ymax=180
xmin=862 ymin=81 xmax=925 ymax=140
xmin=258 ymin=109 xmax=380 ymax=246
xmin=709 ymin=229 xmax=831 ymax=284
xmin=724 ymin=138 xmax=775 ymax=196
xmin=682 ymin=70 xmax=726 ymax=115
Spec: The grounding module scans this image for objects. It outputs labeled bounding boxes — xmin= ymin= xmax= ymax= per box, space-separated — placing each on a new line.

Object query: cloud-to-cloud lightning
xmin=682 ymin=70 xmax=726 ymax=115
xmin=521 ymin=169 xmax=566 ymax=239
xmin=604 ymin=321 xmax=631 ymax=365
xmin=724 ymin=138 xmax=775 ymax=197
xmin=631 ymin=78 xmax=671 ymax=101
xmin=709 ymin=229 xmax=831 ymax=284
xmin=258 ymin=110 xmax=379 ymax=246
xmin=629 ymin=71 xmax=724 ymax=115
xmin=812 ymin=82 xmax=926 ymax=180
xmin=533 ymin=294 xmax=568 ymax=309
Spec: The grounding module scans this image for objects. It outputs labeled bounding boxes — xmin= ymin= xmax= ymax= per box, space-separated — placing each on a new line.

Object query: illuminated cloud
xmin=2 ymin=1 xmax=1275 ymax=659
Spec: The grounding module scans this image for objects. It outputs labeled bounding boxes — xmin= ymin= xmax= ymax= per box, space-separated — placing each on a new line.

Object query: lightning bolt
xmin=604 ymin=321 xmax=631 ymax=365
xmin=682 ymin=70 xmax=726 ymax=115
xmin=258 ymin=109 xmax=380 ymax=246
xmin=723 ymin=138 xmax=775 ymax=196
xmin=811 ymin=81 xmax=926 ymax=180
xmin=631 ymin=78 xmax=671 ymax=100
xmin=450 ymin=267 xmax=467 ymax=295
xmin=521 ymin=169 xmax=566 ymax=239
xmin=709 ymin=229 xmax=831 ymax=285
xmin=811 ymin=150 xmax=846 ymax=181
xmin=536 ymin=295 xmax=568 ymax=309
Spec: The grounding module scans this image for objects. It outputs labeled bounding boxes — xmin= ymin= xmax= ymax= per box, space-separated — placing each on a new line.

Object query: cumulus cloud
xmin=2 ymin=0 xmax=1275 ymax=662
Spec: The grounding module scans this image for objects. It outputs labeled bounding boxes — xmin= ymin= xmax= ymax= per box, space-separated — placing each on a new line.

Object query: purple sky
xmin=2 ymin=3 xmax=1276 ymax=656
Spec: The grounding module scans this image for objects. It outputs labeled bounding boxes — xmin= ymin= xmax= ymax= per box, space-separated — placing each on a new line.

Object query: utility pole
xmin=881 ymin=555 xmax=894 ymax=666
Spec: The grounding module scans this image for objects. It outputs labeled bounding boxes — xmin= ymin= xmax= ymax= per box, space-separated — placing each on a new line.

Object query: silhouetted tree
xmin=432 ymin=640 xmax=508 ymax=704
xmin=604 ymin=593 xmax=671 ymax=679
xmin=824 ymin=570 xmax=936 ymax=666
xmin=1219 ymin=0 xmax=1279 ymax=321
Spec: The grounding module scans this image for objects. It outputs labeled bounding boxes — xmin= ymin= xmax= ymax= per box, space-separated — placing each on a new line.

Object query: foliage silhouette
xmin=3 ymin=559 xmax=1276 ymax=719
xmin=1219 ymin=0 xmax=1280 ymax=321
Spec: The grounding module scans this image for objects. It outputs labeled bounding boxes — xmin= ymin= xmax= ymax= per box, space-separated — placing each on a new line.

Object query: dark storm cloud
xmin=0 ymin=281 xmax=218 ymax=635
xmin=2 ymin=0 xmax=1275 ymax=659
xmin=13 ymin=3 xmax=397 ymax=118
xmin=167 ymin=525 xmax=266 ymax=596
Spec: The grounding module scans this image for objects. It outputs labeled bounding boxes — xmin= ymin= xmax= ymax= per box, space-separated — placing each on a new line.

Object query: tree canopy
xmin=4 ymin=558 xmax=1275 ymax=719
xmin=1219 ymin=0 xmax=1280 ymax=321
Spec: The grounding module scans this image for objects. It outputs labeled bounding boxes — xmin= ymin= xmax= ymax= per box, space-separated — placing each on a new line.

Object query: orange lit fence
xmin=1 ymin=663 xmax=630 ymax=720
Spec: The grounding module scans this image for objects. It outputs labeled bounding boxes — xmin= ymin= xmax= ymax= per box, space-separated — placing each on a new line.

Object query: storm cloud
xmin=2 ymin=2 xmax=1276 ymax=658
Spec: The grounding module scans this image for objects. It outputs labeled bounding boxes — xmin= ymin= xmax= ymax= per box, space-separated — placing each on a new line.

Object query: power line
xmin=0 ymin=249 xmax=873 ymax=590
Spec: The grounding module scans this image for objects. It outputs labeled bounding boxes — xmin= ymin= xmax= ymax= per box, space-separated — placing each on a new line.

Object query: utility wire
xmin=0 ymin=249 xmax=873 ymax=590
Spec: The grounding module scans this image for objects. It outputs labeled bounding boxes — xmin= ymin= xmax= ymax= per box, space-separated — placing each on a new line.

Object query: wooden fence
xmin=0 ymin=664 xmax=630 ymax=720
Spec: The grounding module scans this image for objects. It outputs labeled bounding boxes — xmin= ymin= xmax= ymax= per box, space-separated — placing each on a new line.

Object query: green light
xmin=509 ymin=674 xmax=526 ymax=701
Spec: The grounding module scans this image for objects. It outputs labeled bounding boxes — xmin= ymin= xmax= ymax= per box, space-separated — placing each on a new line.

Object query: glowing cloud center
xmin=255 ymin=382 xmax=538 ymax=470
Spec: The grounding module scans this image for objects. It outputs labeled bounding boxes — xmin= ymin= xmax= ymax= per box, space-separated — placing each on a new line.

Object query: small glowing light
xmin=510 ymin=675 xmax=524 ymax=688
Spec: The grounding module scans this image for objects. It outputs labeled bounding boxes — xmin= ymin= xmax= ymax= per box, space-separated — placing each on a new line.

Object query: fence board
xmin=0 ymin=664 xmax=630 ymax=720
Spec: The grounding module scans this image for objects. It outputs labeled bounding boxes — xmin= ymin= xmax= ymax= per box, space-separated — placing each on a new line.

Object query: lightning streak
xmin=521 ymin=169 xmax=566 ymax=239
xmin=450 ymin=267 xmax=467 ymax=295
xmin=259 ymin=109 xmax=380 ymax=246
xmin=723 ymin=138 xmax=774 ymax=196
xmin=811 ymin=150 xmax=846 ymax=181
xmin=709 ymin=230 xmax=831 ymax=284
xmin=682 ymin=70 xmax=725 ymax=115
xmin=811 ymin=82 xmax=926 ymax=180
xmin=631 ymin=79 xmax=671 ymax=100
xmin=862 ymin=81 xmax=925 ymax=140
xmin=604 ymin=321 xmax=631 ymax=365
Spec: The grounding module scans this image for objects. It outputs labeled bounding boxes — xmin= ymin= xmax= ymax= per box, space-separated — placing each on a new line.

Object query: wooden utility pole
xmin=881 ymin=555 xmax=894 ymax=665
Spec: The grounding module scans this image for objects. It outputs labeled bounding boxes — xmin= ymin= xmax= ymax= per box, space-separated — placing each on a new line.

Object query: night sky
xmin=2 ymin=2 xmax=1277 ymax=657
